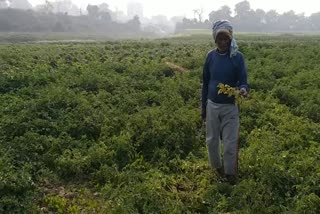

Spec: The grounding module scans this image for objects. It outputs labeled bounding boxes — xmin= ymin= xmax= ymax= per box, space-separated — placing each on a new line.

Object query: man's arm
xmin=237 ymin=53 xmax=249 ymax=96
xmin=201 ymin=53 xmax=211 ymax=119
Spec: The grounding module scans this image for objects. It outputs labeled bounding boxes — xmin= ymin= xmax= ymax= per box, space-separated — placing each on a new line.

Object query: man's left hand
xmin=239 ymin=88 xmax=248 ymax=97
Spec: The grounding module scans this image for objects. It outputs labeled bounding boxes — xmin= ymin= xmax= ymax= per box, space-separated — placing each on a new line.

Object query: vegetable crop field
xmin=1 ymin=34 xmax=320 ymax=213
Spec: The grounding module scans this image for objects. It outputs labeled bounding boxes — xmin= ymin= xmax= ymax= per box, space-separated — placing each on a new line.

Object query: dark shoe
xmin=225 ymin=174 xmax=238 ymax=185
xmin=216 ymin=167 xmax=224 ymax=177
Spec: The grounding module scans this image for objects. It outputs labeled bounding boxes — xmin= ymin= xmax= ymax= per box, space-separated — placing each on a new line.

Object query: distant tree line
xmin=176 ymin=0 xmax=320 ymax=32
xmin=1 ymin=0 xmax=320 ymax=35
xmin=0 ymin=3 xmax=141 ymax=35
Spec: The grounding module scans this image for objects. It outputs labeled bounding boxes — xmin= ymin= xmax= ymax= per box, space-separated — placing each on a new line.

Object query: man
xmin=201 ymin=20 xmax=249 ymax=184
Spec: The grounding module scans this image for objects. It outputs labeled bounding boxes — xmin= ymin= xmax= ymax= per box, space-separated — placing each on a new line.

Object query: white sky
xmin=28 ymin=0 xmax=320 ymax=18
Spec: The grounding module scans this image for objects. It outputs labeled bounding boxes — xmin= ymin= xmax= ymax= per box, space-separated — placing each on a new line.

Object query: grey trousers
xmin=206 ymin=99 xmax=239 ymax=175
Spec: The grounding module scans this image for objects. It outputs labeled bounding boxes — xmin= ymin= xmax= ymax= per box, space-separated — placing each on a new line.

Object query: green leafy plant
xmin=217 ymin=83 xmax=245 ymax=105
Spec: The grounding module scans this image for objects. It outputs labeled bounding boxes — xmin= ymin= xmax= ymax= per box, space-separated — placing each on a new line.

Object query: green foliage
xmin=0 ymin=35 xmax=319 ymax=212
xmin=0 ymin=152 xmax=34 ymax=212
xmin=217 ymin=83 xmax=245 ymax=105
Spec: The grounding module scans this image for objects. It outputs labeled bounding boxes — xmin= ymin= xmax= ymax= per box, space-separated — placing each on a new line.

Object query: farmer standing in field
xmin=201 ymin=20 xmax=249 ymax=184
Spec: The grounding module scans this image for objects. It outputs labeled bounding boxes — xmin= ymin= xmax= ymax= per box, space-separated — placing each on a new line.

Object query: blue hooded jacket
xmin=201 ymin=48 xmax=249 ymax=109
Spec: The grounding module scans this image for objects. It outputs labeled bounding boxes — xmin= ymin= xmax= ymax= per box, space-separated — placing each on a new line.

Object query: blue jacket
xmin=201 ymin=49 xmax=249 ymax=110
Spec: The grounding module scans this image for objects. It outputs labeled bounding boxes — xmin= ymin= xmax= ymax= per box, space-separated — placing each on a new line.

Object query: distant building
xmin=151 ymin=15 xmax=168 ymax=25
xmin=127 ymin=1 xmax=143 ymax=19
xmin=9 ymin=0 xmax=32 ymax=10
xmin=0 ymin=0 xmax=9 ymax=8
xmin=112 ymin=9 xmax=129 ymax=23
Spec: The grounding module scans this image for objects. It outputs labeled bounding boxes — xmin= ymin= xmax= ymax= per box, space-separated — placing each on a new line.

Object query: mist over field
xmin=0 ymin=0 xmax=320 ymax=41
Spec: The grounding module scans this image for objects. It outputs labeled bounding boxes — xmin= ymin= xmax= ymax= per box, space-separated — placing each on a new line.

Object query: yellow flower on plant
xmin=217 ymin=83 xmax=244 ymax=105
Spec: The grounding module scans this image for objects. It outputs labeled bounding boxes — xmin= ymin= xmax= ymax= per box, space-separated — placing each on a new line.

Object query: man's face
xmin=216 ymin=33 xmax=231 ymax=53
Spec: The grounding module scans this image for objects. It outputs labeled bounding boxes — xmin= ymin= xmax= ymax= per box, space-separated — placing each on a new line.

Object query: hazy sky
xmin=28 ymin=0 xmax=320 ymax=18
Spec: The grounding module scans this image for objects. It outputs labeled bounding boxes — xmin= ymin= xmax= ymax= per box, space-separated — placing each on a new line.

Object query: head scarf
xmin=212 ymin=20 xmax=238 ymax=58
